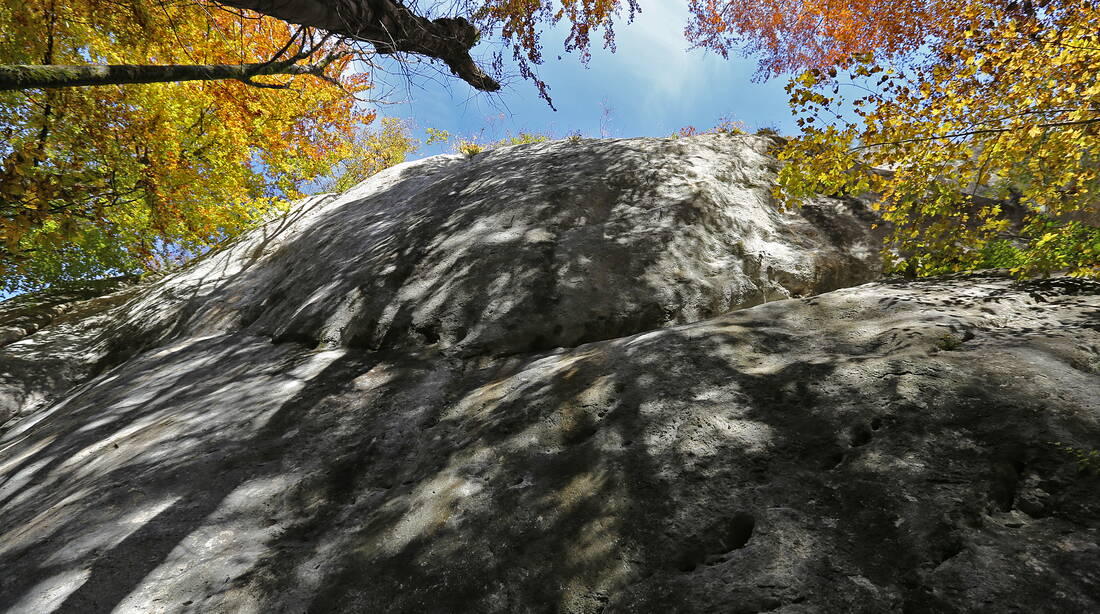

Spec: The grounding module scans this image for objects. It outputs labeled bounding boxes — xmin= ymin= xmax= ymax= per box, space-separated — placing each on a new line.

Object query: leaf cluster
xmin=320 ymin=118 xmax=418 ymax=193
xmin=470 ymin=0 xmax=640 ymax=106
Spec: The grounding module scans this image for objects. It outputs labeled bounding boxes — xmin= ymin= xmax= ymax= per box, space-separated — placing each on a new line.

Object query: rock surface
xmin=134 ymin=135 xmax=880 ymax=353
xmin=1 ymin=135 xmax=1098 ymax=613
xmin=1 ymin=134 xmax=881 ymax=423
xmin=0 ymin=277 xmax=141 ymax=424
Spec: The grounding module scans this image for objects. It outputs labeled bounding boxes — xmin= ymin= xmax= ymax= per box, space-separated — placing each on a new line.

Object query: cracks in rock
xmin=931 ymin=540 xmax=966 ymax=571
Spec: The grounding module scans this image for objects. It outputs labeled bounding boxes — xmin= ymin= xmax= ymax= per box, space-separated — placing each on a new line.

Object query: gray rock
xmin=0 ymin=277 xmax=141 ymax=424
xmin=1 ymin=135 xmax=881 ymax=421
xmin=1 ymin=136 xmax=1097 ymax=613
xmin=107 ymin=134 xmax=884 ymax=356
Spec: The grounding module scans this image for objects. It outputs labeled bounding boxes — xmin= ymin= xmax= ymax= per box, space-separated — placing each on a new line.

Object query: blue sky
xmin=369 ymin=3 xmax=795 ymax=156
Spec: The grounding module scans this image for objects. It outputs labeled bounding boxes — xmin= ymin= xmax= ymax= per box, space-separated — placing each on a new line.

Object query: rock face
xmin=0 ymin=134 xmax=881 ymax=424
xmin=2 ymin=135 xmax=1099 ymax=613
xmin=0 ymin=277 xmax=141 ymax=423
xmin=116 ymin=134 xmax=879 ymax=354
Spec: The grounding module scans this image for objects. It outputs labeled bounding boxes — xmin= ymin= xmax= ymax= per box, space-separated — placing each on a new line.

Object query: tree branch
xmin=0 ymin=60 xmax=341 ymax=90
xmin=850 ymin=116 xmax=1100 ymax=151
xmin=215 ymin=0 xmax=500 ymax=91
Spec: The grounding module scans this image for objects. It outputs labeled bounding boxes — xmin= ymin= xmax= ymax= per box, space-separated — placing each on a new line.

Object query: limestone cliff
xmin=0 ymin=135 xmax=1097 ymax=613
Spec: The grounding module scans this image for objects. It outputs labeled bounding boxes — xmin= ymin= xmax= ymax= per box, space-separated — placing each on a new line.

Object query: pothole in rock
xmin=675 ymin=511 xmax=757 ymax=573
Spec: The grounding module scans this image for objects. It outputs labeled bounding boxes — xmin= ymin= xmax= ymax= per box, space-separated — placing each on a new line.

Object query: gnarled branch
xmin=216 ymin=0 xmax=500 ymax=91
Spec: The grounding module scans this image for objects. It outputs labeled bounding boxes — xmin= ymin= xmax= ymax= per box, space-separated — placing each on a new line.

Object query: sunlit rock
xmin=1 ymin=135 xmax=881 ymax=422
xmin=105 ymin=134 xmax=884 ymax=357
xmin=1 ymin=136 xmax=1098 ymax=613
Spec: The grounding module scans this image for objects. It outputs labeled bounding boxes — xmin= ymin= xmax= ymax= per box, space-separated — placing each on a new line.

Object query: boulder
xmin=1 ymin=136 xmax=1097 ymax=613
xmin=1 ymin=134 xmax=881 ymax=422
xmin=100 ymin=134 xmax=883 ymax=356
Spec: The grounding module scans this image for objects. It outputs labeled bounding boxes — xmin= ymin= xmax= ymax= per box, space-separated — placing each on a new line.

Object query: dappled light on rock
xmin=0 ymin=136 xmax=1098 ymax=613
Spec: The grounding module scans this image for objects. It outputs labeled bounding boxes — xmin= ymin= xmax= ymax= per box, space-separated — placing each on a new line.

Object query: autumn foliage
xmin=684 ymin=0 xmax=967 ymax=77
xmin=775 ymin=0 xmax=1100 ymax=277
xmin=0 ymin=0 xmax=374 ymax=291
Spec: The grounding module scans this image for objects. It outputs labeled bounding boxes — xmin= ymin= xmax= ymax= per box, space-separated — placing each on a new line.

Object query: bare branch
xmin=850 ymin=116 xmax=1100 ymax=151
xmin=0 ymin=60 xmax=347 ymax=90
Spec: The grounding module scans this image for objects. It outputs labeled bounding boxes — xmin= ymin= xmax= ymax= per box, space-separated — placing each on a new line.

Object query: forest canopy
xmin=0 ymin=0 xmax=1096 ymax=292
xmin=0 ymin=0 xmax=384 ymax=291
xmin=769 ymin=0 xmax=1100 ymax=277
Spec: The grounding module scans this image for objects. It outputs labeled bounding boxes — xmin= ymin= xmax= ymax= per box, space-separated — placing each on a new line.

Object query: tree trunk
xmin=216 ymin=0 xmax=500 ymax=91
xmin=0 ymin=61 xmax=329 ymax=91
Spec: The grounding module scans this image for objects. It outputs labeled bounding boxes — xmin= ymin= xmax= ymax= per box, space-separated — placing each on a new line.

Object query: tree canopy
xmin=772 ymin=0 xmax=1099 ymax=277
xmin=0 ymin=1 xmax=379 ymax=291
